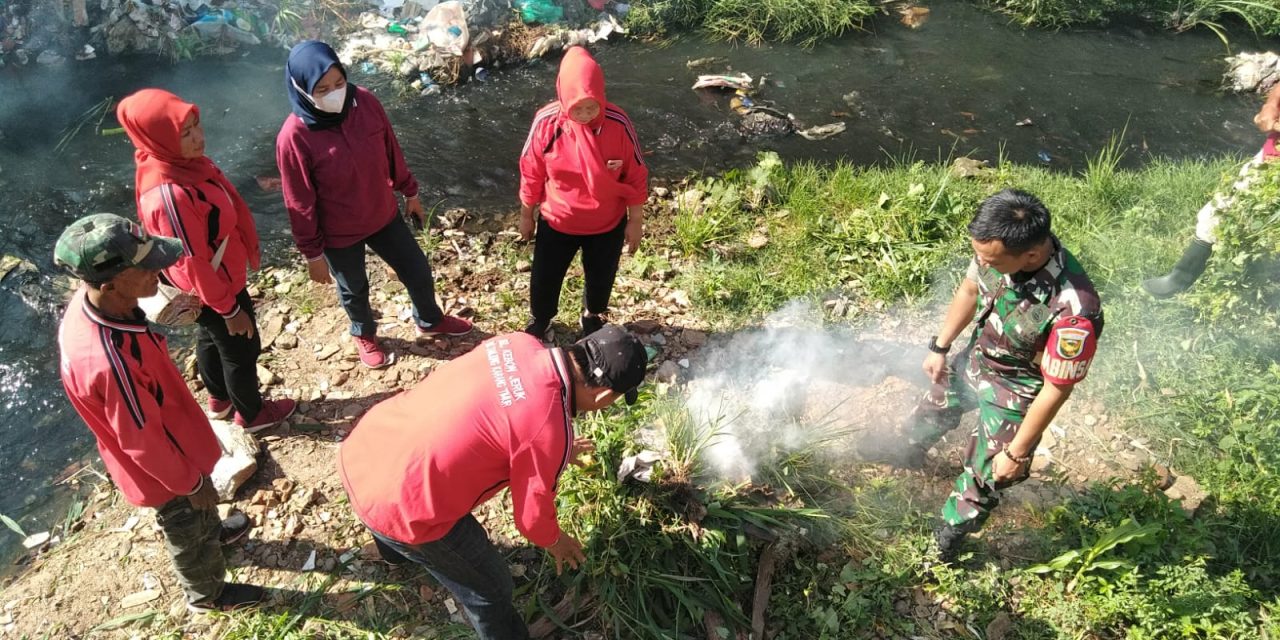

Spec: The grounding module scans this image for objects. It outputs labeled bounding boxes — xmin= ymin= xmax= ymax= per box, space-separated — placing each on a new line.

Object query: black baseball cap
xmin=578 ymin=324 xmax=647 ymax=405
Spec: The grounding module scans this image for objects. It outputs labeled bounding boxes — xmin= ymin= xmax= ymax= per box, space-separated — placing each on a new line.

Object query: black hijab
xmin=285 ymin=40 xmax=356 ymax=130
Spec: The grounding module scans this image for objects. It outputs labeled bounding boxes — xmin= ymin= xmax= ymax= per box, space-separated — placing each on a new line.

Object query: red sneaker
xmin=206 ymin=397 xmax=232 ymax=420
xmin=234 ymin=398 xmax=297 ymax=434
xmin=354 ymin=335 xmax=395 ymax=368
xmin=417 ymin=315 xmax=474 ymax=337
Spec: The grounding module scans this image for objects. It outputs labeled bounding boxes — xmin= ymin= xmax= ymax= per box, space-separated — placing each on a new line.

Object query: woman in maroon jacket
xmin=276 ymin=40 xmax=471 ymax=369
xmin=518 ymin=46 xmax=649 ymax=339
xmin=118 ymin=89 xmax=295 ymax=432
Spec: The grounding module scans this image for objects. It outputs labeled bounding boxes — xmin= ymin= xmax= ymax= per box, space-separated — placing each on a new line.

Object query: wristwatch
xmin=928 ymin=335 xmax=951 ymax=355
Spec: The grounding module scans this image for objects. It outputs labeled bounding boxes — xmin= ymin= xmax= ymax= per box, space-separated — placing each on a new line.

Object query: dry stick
xmin=528 ymin=590 xmax=593 ymax=639
xmin=751 ymin=542 xmax=781 ymax=639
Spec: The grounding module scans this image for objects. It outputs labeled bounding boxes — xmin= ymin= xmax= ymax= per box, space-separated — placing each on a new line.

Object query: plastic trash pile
xmin=1224 ymin=51 xmax=1280 ymax=94
xmin=337 ymin=0 xmax=631 ymax=89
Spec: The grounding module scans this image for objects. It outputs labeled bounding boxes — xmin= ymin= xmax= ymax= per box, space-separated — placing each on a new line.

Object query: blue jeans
xmin=323 ymin=215 xmax=444 ymax=337
xmin=371 ymin=516 xmax=529 ymax=640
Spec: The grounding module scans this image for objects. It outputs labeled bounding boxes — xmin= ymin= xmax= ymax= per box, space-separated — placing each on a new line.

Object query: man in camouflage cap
xmin=905 ymin=190 xmax=1103 ymax=563
xmin=55 ymin=213 xmax=264 ymax=612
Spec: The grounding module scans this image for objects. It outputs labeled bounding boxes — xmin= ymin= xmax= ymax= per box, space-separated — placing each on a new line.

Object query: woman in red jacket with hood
xmin=117 ymin=89 xmax=296 ymax=432
xmin=518 ymin=46 xmax=649 ymax=339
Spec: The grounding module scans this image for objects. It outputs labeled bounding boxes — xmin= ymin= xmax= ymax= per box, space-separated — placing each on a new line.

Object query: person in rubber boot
xmin=902 ymin=190 xmax=1104 ymax=564
xmin=1143 ymin=82 xmax=1280 ymax=298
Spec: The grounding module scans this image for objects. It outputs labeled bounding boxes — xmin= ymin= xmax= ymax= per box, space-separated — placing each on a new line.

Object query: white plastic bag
xmin=423 ymin=1 xmax=469 ymax=56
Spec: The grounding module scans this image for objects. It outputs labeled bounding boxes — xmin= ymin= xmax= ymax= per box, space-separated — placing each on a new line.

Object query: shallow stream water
xmin=0 ymin=0 xmax=1275 ymax=567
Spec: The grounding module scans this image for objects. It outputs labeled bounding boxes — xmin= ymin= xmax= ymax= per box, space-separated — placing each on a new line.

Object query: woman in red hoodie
xmin=518 ymin=46 xmax=649 ymax=339
xmin=117 ymin=89 xmax=296 ymax=432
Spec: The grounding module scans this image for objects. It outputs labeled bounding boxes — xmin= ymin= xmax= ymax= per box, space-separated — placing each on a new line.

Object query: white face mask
xmin=312 ymin=84 xmax=347 ymax=114
xmin=292 ymin=76 xmax=347 ymax=114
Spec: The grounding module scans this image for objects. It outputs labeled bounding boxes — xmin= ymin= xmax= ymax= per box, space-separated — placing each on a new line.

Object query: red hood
xmin=556 ymin=46 xmax=606 ymax=128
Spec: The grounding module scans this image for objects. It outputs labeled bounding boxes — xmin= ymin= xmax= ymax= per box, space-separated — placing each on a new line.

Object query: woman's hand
xmin=307 ymin=259 xmax=332 ymax=284
xmin=518 ymin=204 xmax=537 ymax=242
xmin=546 ymin=534 xmax=585 ymax=575
xmin=405 ymin=195 xmax=426 ymax=229
xmin=1255 ymin=103 xmax=1280 ymax=133
xmin=225 ymin=309 xmax=255 ymax=339
xmin=624 ymin=218 xmax=643 ymax=254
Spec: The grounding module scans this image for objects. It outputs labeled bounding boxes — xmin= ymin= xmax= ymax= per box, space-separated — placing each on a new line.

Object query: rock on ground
xmin=209 ymin=420 xmax=260 ymax=501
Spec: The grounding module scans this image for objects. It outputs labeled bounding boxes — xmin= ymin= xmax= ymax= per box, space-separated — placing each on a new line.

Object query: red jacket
xmin=519 ymin=46 xmax=648 ymax=236
xmin=339 ymin=332 xmax=575 ymax=546
xmin=137 ymin=180 xmax=260 ymax=318
xmin=58 ymin=289 xmax=220 ymax=508
xmin=276 ymin=86 xmax=419 ymax=260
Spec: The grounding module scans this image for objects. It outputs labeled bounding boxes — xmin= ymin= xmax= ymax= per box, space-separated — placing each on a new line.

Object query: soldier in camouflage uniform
xmin=905 ymin=189 xmax=1103 ymax=562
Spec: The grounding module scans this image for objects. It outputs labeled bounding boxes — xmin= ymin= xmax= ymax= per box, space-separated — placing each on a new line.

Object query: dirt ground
xmin=0 ymin=206 xmax=1176 ymax=638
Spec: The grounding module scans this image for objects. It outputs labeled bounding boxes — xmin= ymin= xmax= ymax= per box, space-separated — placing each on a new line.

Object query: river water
xmin=0 ymin=0 xmax=1275 ymax=567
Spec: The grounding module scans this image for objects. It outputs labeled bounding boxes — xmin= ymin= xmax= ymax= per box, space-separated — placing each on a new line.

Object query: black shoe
xmin=1143 ymin=238 xmax=1212 ymax=298
xmin=219 ymin=512 xmax=251 ymax=545
xmin=580 ymin=313 xmax=605 ymax=337
xmin=374 ymin=537 xmax=411 ymax=566
xmin=524 ymin=319 xmax=550 ymax=340
xmin=188 ymin=583 xmax=265 ymax=613
xmin=932 ymin=522 xmax=967 ymax=564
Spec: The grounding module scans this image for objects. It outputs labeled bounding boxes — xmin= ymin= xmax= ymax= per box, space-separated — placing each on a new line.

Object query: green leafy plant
xmin=1028 ymin=518 xmax=1161 ymax=592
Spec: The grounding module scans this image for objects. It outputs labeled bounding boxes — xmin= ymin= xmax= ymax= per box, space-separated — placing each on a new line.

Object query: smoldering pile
xmin=672 ymin=302 xmax=927 ymax=482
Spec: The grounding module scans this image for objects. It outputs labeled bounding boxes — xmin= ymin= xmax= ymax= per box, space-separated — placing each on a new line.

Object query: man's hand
xmin=993 ymin=450 xmax=1030 ymax=484
xmin=570 ymin=437 xmax=596 ymax=467
xmin=922 ymin=352 xmax=949 ymax=385
xmin=307 ymin=259 xmax=332 ymax=284
xmin=405 ymin=196 xmax=426 ymax=230
xmin=546 ymin=534 xmax=585 ymax=575
xmin=225 ymin=309 xmax=255 ymax=339
xmin=188 ymin=477 xmax=219 ymax=511
xmin=624 ymin=218 xmax=643 ymax=255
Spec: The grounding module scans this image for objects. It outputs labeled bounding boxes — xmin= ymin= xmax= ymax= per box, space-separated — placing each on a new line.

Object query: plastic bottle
xmin=474 ymin=67 xmax=489 ymax=82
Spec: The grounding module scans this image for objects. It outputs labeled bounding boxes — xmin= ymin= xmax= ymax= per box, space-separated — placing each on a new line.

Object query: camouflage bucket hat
xmin=54 ymin=213 xmax=183 ymax=283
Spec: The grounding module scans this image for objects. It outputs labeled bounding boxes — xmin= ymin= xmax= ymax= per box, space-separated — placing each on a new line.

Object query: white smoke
xmin=679 ymin=300 xmax=927 ymax=482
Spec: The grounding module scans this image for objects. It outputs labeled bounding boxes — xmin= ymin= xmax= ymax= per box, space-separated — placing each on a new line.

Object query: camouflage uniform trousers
xmin=905 ymin=346 xmax=1040 ymax=532
xmin=155 ymin=495 xmax=226 ymax=605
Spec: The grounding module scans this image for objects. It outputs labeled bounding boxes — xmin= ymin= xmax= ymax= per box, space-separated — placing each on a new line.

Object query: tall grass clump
xmin=534 ymin=393 xmax=835 ymax=638
xmin=624 ymin=0 xmax=876 ymax=45
xmin=984 ymin=0 xmax=1280 ymax=38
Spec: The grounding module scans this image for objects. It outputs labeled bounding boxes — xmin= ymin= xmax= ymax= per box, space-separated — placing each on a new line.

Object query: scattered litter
xmin=898 ymin=5 xmax=931 ymax=29
xmin=119 ymin=589 xmax=161 ymax=608
xmin=693 ymin=73 xmax=754 ymax=91
xmin=797 ymin=122 xmax=846 ymax=141
xmin=1037 ymin=150 xmax=1052 ymax=164
xmin=423 ymin=1 xmax=469 ymax=56
xmin=1015 ymin=118 xmax=1034 ymax=127
xmin=950 ymin=157 xmax=993 ymax=179
xmin=617 ymin=450 xmax=662 ymax=483
xmin=686 ymin=56 xmax=725 ymax=69
xmin=302 ymin=549 xmax=317 ymax=571
xmin=21 ymin=532 xmax=49 ymax=550
xmin=117 ymin=515 xmax=140 ymax=532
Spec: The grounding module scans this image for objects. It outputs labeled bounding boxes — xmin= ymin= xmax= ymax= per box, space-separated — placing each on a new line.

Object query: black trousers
xmin=195 ymin=288 xmax=263 ymax=421
xmin=530 ymin=216 xmax=627 ymax=325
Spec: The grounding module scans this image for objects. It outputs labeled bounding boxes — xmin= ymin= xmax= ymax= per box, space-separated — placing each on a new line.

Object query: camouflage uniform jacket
xmin=964 ymin=235 xmax=1104 ymax=400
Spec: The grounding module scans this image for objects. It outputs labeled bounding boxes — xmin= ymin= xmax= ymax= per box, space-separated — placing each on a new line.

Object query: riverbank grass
xmin=624 ymin=0 xmax=877 ymax=45
xmin=11 ymin=152 xmax=1280 ymax=638
xmin=987 ymin=0 xmax=1280 ymax=39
